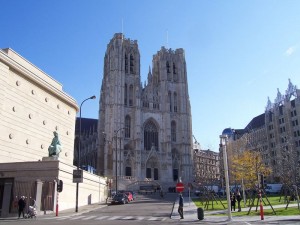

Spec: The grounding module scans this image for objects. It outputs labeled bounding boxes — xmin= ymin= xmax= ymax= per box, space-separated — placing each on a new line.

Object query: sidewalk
xmin=0 ymin=202 xmax=109 ymax=221
xmin=170 ymin=198 xmax=300 ymax=223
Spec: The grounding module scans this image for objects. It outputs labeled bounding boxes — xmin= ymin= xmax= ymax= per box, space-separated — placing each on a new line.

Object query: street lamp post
xmin=114 ymin=128 xmax=125 ymax=194
xmin=220 ymin=135 xmax=232 ymax=221
xmin=75 ymin=95 xmax=96 ymax=213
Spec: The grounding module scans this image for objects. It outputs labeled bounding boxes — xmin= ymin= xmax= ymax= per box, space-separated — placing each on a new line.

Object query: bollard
xmin=197 ymin=207 xmax=204 ymax=220
xmin=259 ymin=190 xmax=264 ymax=220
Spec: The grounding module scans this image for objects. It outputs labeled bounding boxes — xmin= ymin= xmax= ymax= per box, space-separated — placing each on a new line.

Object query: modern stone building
xmin=0 ymin=48 xmax=107 ymax=217
xmin=221 ymin=79 xmax=300 ymax=184
xmin=98 ymin=33 xmax=193 ymax=190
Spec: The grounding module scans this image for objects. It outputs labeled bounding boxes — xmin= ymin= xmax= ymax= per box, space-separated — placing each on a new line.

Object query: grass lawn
xmin=216 ymin=207 xmax=300 ymax=216
xmin=192 ymin=196 xmax=300 ymax=216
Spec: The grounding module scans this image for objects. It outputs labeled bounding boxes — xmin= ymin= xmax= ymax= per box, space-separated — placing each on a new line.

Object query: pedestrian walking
xmin=230 ymin=192 xmax=236 ymax=211
xmin=18 ymin=196 xmax=26 ymax=219
xmin=178 ymin=193 xmax=184 ymax=219
xmin=236 ymin=191 xmax=242 ymax=212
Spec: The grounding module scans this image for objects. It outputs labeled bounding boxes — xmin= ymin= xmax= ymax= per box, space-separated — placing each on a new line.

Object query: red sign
xmin=176 ymin=182 xmax=184 ymax=193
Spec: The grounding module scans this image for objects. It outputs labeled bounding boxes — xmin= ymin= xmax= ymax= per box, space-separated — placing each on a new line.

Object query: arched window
xmin=166 ymin=61 xmax=171 ymax=80
xmin=129 ymin=84 xmax=134 ymax=106
xmin=173 ymin=92 xmax=177 ymax=112
xmin=125 ymin=54 xmax=128 ymax=73
xmin=130 ymin=54 xmax=134 ymax=74
xmin=168 ymin=91 xmax=172 ymax=112
xmin=125 ymin=115 xmax=131 ymax=138
xmin=144 ymin=121 xmax=158 ymax=151
xmin=166 ymin=61 xmax=170 ymax=73
xmin=171 ymin=121 xmax=176 ymax=142
xmin=124 ymin=83 xmax=128 ymax=106
xmin=173 ymin=63 xmax=176 ymax=74
xmin=173 ymin=63 xmax=178 ymax=81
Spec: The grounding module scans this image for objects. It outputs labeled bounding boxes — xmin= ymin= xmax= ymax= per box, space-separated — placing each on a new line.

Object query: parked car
xmin=128 ymin=191 xmax=137 ymax=200
xmin=194 ymin=190 xmax=203 ymax=196
xmin=125 ymin=192 xmax=133 ymax=202
xmin=111 ymin=193 xmax=129 ymax=205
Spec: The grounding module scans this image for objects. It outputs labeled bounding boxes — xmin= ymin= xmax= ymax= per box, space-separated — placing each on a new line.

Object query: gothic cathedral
xmin=98 ymin=33 xmax=193 ymax=189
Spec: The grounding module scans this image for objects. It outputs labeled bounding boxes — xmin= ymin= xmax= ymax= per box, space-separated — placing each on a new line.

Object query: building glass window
xmin=124 ymin=83 xmax=128 ymax=106
xmin=173 ymin=92 xmax=178 ymax=112
xmin=166 ymin=61 xmax=170 ymax=73
xmin=130 ymin=54 xmax=134 ymax=74
xmin=129 ymin=85 xmax=133 ymax=106
xmin=279 ymin=105 xmax=283 ymax=116
xmin=173 ymin=63 xmax=176 ymax=74
xmin=144 ymin=121 xmax=158 ymax=151
xmin=171 ymin=121 xmax=176 ymax=142
xmin=125 ymin=54 xmax=128 ymax=73
xmin=125 ymin=115 xmax=131 ymax=138
xmin=168 ymin=91 xmax=172 ymax=112
xmin=291 ymin=99 xmax=296 ymax=108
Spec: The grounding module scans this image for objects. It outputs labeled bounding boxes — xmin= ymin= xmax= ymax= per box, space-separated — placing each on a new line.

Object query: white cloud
xmin=285 ymin=46 xmax=296 ymax=56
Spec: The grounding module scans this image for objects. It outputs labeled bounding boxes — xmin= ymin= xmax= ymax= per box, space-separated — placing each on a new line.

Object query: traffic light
xmin=57 ymin=180 xmax=63 ymax=192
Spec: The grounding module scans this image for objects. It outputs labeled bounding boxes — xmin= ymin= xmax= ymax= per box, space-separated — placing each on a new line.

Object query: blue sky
xmin=1 ymin=0 xmax=300 ymax=151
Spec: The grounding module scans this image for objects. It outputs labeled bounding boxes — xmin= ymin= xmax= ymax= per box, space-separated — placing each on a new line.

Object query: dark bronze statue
xmin=48 ymin=131 xmax=62 ymax=157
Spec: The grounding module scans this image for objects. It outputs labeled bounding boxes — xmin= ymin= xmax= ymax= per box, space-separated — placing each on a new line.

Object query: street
xmin=1 ymin=193 xmax=300 ymax=225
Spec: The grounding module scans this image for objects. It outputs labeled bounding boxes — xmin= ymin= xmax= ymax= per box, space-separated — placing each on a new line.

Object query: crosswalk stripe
xmin=121 ymin=216 xmax=134 ymax=220
xmin=70 ymin=216 xmax=85 ymax=220
xmin=107 ymin=216 xmax=121 ymax=220
xmin=56 ymin=216 xmax=71 ymax=220
xmin=136 ymin=216 xmax=145 ymax=220
xmin=81 ymin=216 xmax=97 ymax=220
xmin=94 ymin=216 xmax=109 ymax=220
xmin=148 ymin=217 xmax=160 ymax=221
xmin=41 ymin=215 xmax=167 ymax=221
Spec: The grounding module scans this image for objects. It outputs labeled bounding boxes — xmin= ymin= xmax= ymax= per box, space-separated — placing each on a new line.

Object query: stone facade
xmin=193 ymin=148 xmax=220 ymax=186
xmin=98 ymin=33 xmax=193 ymax=190
xmin=0 ymin=48 xmax=77 ymax=164
xmin=0 ymin=48 xmax=107 ymax=217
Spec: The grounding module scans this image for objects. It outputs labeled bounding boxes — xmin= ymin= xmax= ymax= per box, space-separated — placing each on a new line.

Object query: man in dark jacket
xmin=18 ymin=196 xmax=26 ymax=219
xmin=236 ymin=191 xmax=242 ymax=212
xmin=178 ymin=193 xmax=184 ymax=219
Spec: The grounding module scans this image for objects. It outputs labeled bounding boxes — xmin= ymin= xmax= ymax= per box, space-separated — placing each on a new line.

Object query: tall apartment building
xmin=221 ymin=79 xmax=300 ymax=184
xmin=264 ymin=79 xmax=300 ymax=183
xmin=97 ymin=33 xmax=193 ymax=189
xmin=193 ymin=148 xmax=220 ymax=186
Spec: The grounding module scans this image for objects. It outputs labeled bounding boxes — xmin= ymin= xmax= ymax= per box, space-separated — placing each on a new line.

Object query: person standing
xmin=236 ymin=191 xmax=242 ymax=212
xmin=230 ymin=192 xmax=236 ymax=211
xmin=178 ymin=193 xmax=184 ymax=219
xmin=18 ymin=196 xmax=26 ymax=219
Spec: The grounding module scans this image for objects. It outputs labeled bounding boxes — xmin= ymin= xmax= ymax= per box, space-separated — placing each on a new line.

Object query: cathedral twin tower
xmin=98 ymin=33 xmax=193 ymax=188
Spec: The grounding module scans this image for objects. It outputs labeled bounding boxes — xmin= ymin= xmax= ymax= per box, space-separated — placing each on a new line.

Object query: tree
xmin=231 ymin=150 xmax=271 ymax=189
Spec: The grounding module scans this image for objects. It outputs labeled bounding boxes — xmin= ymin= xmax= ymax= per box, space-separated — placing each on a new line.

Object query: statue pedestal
xmin=42 ymin=156 xmax=59 ymax=161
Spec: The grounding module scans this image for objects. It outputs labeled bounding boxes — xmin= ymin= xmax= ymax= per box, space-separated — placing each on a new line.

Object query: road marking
xmin=121 ymin=216 xmax=134 ymax=220
xmin=107 ymin=216 xmax=121 ymax=220
xmin=148 ymin=217 xmax=160 ymax=221
xmin=81 ymin=215 xmax=97 ymax=220
xmin=70 ymin=216 xmax=85 ymax=220
xmin=94 ymin=216 xmax=109 ymax=220
xmin=136 ymin=216 xmax=145 ymax=220
xmin=56 ymin=216 xmax=71 ymax=220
